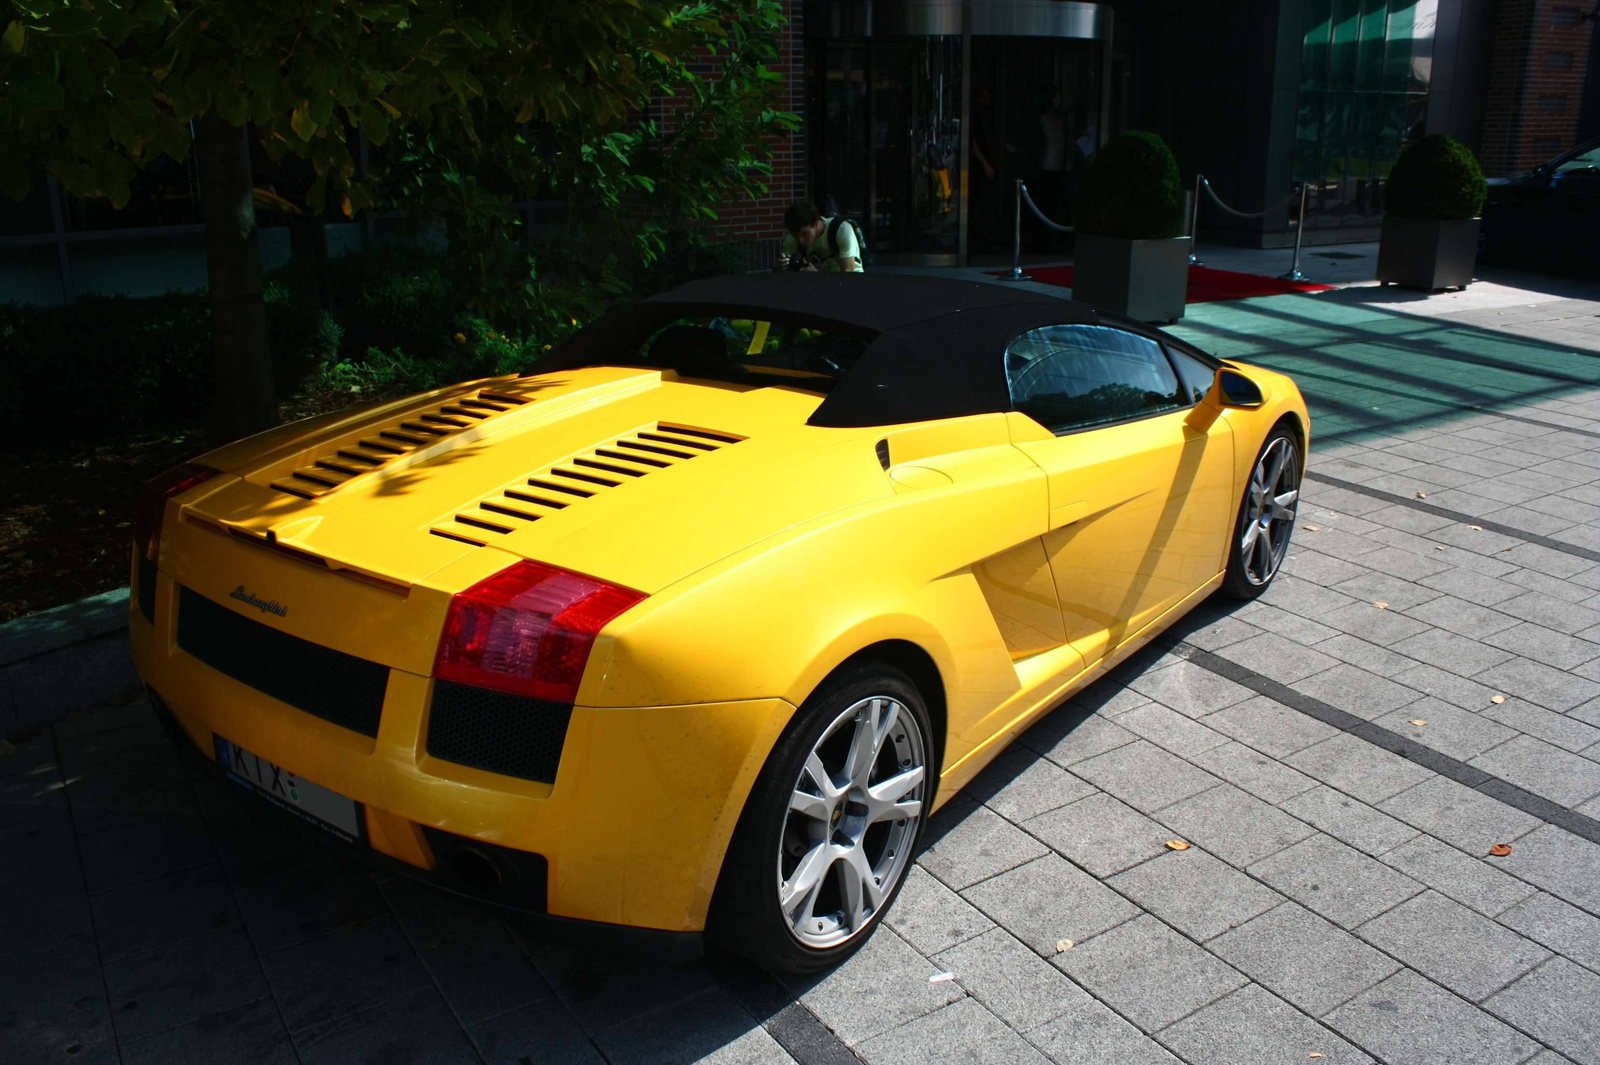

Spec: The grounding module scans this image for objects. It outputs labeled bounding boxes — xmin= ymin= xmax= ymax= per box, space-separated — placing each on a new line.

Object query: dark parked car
xmin=1479 ymin=137 xmax=1600 ymax=274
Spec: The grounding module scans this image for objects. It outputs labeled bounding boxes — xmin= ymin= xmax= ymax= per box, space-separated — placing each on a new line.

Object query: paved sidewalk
xmin=7 ymin=281 xmax=1600 ymax=1065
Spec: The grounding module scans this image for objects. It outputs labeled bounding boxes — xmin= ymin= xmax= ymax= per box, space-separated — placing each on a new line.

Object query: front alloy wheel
xmin=1221 ymin=427 xmax=1301 ymax=599
xmin=708 ymin=664 xmax=933 ymax=973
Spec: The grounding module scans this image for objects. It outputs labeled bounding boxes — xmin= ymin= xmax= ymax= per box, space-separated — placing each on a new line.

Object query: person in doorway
xmin=777 ymin=201 xmax=864 ymax=273
xmin=1034 ymin=86 xmax=1068 ymax=250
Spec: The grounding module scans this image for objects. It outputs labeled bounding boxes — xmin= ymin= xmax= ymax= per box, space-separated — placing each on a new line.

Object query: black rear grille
xmin=426 ymin=680 xmax=571 ymax=783
xmin=176 ymin=587 xmax=389 ymax=737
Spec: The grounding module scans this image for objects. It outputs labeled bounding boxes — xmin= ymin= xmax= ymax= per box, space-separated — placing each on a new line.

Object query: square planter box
xmin=1070 ymin=234 xmax=1190 ymax=323
xmin=1376 ymin=216 xmax=1479 ymax=291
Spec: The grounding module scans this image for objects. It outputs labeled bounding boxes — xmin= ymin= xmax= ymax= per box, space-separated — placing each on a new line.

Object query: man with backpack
xmin=778 ymin=201 xmax=865 ymax=273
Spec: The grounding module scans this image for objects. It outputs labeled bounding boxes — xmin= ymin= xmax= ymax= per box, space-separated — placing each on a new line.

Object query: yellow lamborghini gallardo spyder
xmin=130 ymin=273 xmax=1308 ymax=972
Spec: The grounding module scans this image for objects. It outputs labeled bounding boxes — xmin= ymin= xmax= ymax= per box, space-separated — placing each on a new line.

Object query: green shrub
xmin=1077 ymin=131 xmax=1184 ymax=240
xmin=1384 ymin=134 xmax=1487 ymax=221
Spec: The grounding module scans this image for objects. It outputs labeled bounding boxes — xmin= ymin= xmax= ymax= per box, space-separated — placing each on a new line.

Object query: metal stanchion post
xmin=1005 ymin=179 xmax=1030 ymax=281
xmin=1281 ymin=183 xmax=1309 ymax=282
xmin=1188 ymin=173 xmax=1204 ymax=266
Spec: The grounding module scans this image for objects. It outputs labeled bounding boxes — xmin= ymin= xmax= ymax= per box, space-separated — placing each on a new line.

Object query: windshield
xmin=626 ymin=315 xmax=874 ymax=392
xmin=1554 ymin=142 xmax=1600 ymax=176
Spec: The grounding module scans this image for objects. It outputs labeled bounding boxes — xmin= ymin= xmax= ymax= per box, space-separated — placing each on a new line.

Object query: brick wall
xmin=654 ymin=0 xmax=805 ymax=265
xmin=1478 ymin=0 xmax=1595 ymax=175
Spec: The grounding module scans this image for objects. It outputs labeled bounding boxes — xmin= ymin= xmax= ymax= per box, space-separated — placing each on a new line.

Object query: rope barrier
xmin=1200 ymin=177 xmax=1304 ymax=219
xmin=1019 ymin=182 xmax=1075 ymax=233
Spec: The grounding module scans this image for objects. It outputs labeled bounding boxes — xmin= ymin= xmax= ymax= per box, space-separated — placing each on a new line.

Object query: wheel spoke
xmin=803 ymin=752 xmax=840 ymax=801
xmin=1241 ymin=518 xmax=1261 ymax=555
xmin=1252 ymin=522 xmax=1273 ymax=576
xmin=1271 ymin=488 xmax=1298 ymax=520
xmin=781 ymin=843 xmax=833 ymax=916
xmin=867 ymin=766 xmax=924 ymax=823
xmin=789 ymin=788 xmax=831 ymax=823
xmin=1265 ymin=441 xmax=1288 ymax=488
xmin=839 ymin=846 xmax=884 ymax=930
xmin=844 ymin=699 xmax=887 ymax=786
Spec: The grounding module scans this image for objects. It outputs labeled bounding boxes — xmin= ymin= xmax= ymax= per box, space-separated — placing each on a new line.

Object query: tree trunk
xmin=196 ymin=110 xmax=277 ymax=441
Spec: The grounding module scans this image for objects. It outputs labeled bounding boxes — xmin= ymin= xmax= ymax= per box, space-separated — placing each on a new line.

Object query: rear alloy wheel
xmin=708 ymin=665 xmax=932 ymax=973
xmin=1221 ymin=427 xmax=1301 ymax=599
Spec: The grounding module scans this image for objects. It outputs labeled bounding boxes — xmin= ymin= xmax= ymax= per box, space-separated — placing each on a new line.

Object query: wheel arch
xmin=823 ymin=639 xmax=949 ymax=786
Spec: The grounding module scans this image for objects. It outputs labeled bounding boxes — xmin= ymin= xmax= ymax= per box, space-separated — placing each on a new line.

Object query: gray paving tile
xmin=1155 ymin=783 xmax=1316 ymax=867
xmin=1402 ymin=595 xmax=1524 ymax=640
xmin=964 ymin=747 xmax=1096 ymax=824
xmin=593 ymin=984 xmax=792 ymax=1065
xmin=857 ymin=997 xmax=1051 ymax=1065
xmin=1373 ymin=698 xmax=1521 ymax=761
xmin=0 ymin=809 xmax=78 ymax=887
xmin=1487 ymin=622 xmax=1600 ymax=670
xmin=0 ymin=933 xmax=117 ymax=1064
xmin=259 ymin=917 xmax=431 ymax=1035
xmin=1201 ymin=695 xmax=1340 ymax=758
xmin=1114 ymin=703 xmax=1231 ymax=755
xmin=1393 ymin=662 xmax=1503 ymax=710
xmin=1022 ymin=792 xmax=1172 ymax=878
xmin=1470 ymin=734 xmax=1600 ymax=807
xmin=1191 ymin=740 xmax=1319 ymax=804
xmin=793 ymin=927 xmax=963 ymax=1046
xmin=919 ymin=799 xmax=1051 ymax=891
xmin=1286 ymin=732 xmax=1436 ymax=805
xmin=1391 ymin=628 xmax=1516 ymax=676
xmin=1233 ymin=603 xmax=1344 ymax=646
xmin=1023 ymin=992 xmax=1181 ymax=1065
xmin=1507 ymin=564 xmax=1600 ymax=604
xmin=1106 ymin=849 xmax=1282 ymax=941
xmin=1217 ymin=633 xmax=1341 ymax=685
xmin=1126 ymin=661 xmax=1255 ymax=718
xmin=0 ymin=868 xmax=91 ymax=957
xmin=1498 ymin=542 xmax=1596 ymax=579
xmin=934 ymin=927 xmax=1085 ymax=1032
xmin=1158 ymin=983 xmax=1373 ymax=1065
xmin=1494 ymin=825 xmax=1600 ymax=914
xmin=120 ymin=997 xmax=296 ymax=1065
xmin=1479 ymin=655 xmax=1600 ymax=712
xmin=959 ymin=854 xmax=1140 ymax=957
xmin=1025 ymin=714 xmax=1139 ymax=767
xmin=1498 ymin=891 xmax=1600 ymax=975
xmin=293 ymin=986 xmax=481 ymax=1065
xmin=469 ymin=998 xmax=604 ymax=1065
xmin=57 ymin=720 xmax=179 ymax=781
xmin=90 ymin=863 xmax=242 ymax=964
xmin=1281 ymin=549 xmax=1372 ymax=587
xmin=1289 ymin=663 xmax=1427 ymax=721
xmin=1181 ymin=614 xmax=1266 ymax=651
xmin=888 ymin=865 xmax=996 ymax=956
xmin=1379 ymin=833 xmax=1538 ymax=919
xmin=1501 ymin=590 xmax=1600 ymax=633
xmin=1378 ymin=774 xmax=1543 ymax=853
xmin=1355 ymin=889 xmax=1551 ymax=1002
xmin=1209 ymin=902 xmax=1400 ymax=1017
xmin=529 ymin=944 xmax=718 ymax=1034
xmin=1051 ymin=914 xmax=1245 ymax=1034
xmin=1248 ymin=833 xmax=1422 ymax=930
xmin=419 ymin=925 xmax=550 ymax=1027
xmin=102 ymin=930 xmax=270 ymax=1042
xmin=1320 ymin=600 xmax=1433 ymax=645
xmin=1484 ymin=958 xmax=1600 ymax=1065
xmin=232 ymin=853 xmax=390 ymax=954
xmin=65 ymin=758 xmax=197 ymax=835
xmin=1325 ymin=969 xmax=1539 ymax=1065
xmin=1331 ymin=570 xmax=1444 ymax=612
xmin=1277 ymin=785 xmax=1419 ymax=857
xmin=1068 ymin=740 xmax=1221 ymax=814
xmin=1311 ymin=633 xmax=1418 ymax=677
xmin=1418 ymin=565 xmax=1529 ymax=606
xmin=76 ymin=808 xmax=216 ymax=893
xmin=1483 ymin=698 xmax=1600 ymax=753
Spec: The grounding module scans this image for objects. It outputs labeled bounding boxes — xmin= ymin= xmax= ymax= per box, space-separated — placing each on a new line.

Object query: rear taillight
xmin=434 ymin=561 xmax=645 ymax=703
xmin=134 ymin=463 xmax=221 ymax=564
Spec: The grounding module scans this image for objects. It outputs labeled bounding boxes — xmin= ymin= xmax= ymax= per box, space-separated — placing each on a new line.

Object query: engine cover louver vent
xmin=431 ymin=423 xmax=745 ymax=546
xmin=269 ymin=388 xmax=535 ymax=500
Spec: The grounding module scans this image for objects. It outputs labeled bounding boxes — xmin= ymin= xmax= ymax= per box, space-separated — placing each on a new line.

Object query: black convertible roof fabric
xmin=538 ymin=273 xmax=1104 ymax=428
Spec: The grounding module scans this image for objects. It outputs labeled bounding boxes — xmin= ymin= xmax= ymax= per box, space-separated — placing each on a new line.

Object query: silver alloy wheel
xmin=1241 ymin=435 xmax=1300 ymax=586
xmin=777 ymin=695 xmax=926 ymax=950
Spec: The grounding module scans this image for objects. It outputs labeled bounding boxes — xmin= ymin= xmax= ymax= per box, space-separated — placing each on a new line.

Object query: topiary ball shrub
xmin=1384 ymin=134 xmax=1487 ymax=221
xmin=1077 ymin=131 xmax=1184 ymax=240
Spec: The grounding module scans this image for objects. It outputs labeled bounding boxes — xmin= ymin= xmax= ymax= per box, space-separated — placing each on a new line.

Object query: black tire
xmin=1219 ymin=424 xmax=1302 ymax=600
xmin=706 ymin=662 xmax=934 ymax=974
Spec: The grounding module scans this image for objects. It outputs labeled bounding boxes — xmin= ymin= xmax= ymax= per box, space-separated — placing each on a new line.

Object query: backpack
xmin=826 ymin=215 xmax=868 ymax=270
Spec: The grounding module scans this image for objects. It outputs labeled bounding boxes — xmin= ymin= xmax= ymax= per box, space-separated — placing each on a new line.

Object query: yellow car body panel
xmin=130 ymin=309 xmax=1308 ymax=937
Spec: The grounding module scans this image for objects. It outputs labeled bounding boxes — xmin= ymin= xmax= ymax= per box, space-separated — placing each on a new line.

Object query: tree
xmin=1 ymin=1 xmax=783 ymax=440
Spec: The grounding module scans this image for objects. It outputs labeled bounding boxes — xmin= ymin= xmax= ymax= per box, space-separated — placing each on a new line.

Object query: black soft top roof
xmin=538 ymin=273 xmax=1107 ymax=427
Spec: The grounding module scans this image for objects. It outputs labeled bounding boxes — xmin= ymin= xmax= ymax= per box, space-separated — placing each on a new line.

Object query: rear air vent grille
xmin=431 ymin=422 xmax=745 ymax=545
xmin=269 ymin=387 xmax=535 ymax=500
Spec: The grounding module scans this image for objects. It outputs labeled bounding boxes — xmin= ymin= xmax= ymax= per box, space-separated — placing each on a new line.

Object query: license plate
xmin=213 ymin=736 xmax=363 ymax=844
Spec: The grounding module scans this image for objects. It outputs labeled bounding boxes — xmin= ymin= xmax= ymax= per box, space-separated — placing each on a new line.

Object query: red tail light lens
xmin=134 ymin=463 xmax=221 ymax=563
xmin=434 ymin=561 xmax=646 ymax=703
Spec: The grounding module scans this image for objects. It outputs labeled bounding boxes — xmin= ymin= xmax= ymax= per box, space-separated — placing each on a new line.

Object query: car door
xmin=1005 ymin=323 xmax=1236 ymax=667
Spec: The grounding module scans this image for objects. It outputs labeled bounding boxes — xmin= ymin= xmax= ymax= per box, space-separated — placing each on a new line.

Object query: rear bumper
xmin=130 ymin=572 xmax=795 ymax=935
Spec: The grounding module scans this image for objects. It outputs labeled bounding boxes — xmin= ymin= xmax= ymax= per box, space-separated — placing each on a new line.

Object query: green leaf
xmin=1 ymin=20 xmax=25 ymax=53
xmin=289 ymin=102 xmax=316 ymax=141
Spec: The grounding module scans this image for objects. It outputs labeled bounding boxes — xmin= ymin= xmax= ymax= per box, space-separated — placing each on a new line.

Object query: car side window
xmin=1165 ymin=343 xmax=1219 ymax=404
xmin=1005 ymin=324 xmax=1184 ymax=434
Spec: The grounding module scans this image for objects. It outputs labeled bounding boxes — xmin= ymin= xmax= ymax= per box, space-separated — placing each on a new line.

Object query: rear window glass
xmin=631 ymin=316 xmax=873 ymax=391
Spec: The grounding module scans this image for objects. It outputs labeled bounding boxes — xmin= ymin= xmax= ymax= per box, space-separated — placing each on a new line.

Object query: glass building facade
xmin=1293 ymin=0 xmax=1438 ymax=231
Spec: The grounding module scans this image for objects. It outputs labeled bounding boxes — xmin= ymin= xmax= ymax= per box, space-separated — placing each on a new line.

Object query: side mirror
xmin=1215 ymin=368 xmax=1264 ymax=409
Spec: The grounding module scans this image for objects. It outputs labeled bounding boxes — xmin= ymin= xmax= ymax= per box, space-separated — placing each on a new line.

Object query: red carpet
xmin=995 ymin=264 xmax=1334 ymax=302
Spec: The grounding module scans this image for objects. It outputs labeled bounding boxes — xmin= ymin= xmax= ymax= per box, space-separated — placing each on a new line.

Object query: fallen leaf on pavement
xmin=1056 ymin=939 xmax=1075 ymax=953
xmin=1305 ymin=525 xmax=1321 ymax=531
xmin=1468 ymin=525 xmax=1483 ymax=531
xmin=1500 ymin=546 xmax=1514 ymax=552
xmin=1433 ymin=545 xmax=1446 ymax=551
xmin=1310 ymin=1055 xmax=1324 ymax=1060
xmin=1415 ymin=491 xmax=1427 ymax=498
xmin=1489 ymin=843 xmax=1513 ymax=857
xmin=1491 ymin=694 xmax=1506 ymax=704
xmin=1165 ymin=840 xmax=1191 ymax=851
xmin=1408 ymin=719 xmax=1428 ymax=726
xmin=1374 ymin=601 xmax=1390 ymax=609
xmin=930 ymin=971 xmax=955 ymax=983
